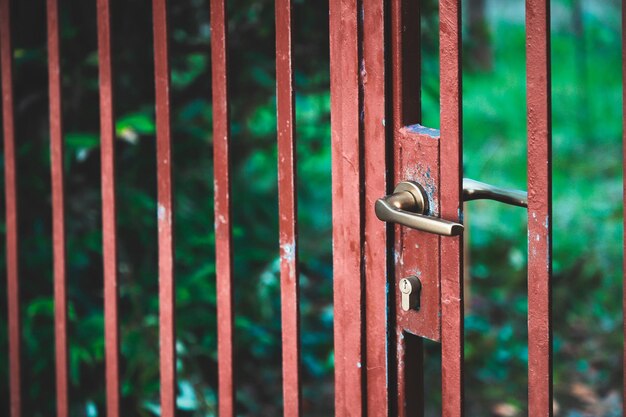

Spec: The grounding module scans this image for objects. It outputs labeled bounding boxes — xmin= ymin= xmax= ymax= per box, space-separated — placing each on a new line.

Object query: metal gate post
xmin=387 ymin=0 xmax=465 ymax=416
xmin=329 ymin=0 xmax=366 ymax=415
xmin=526 ymin=0 xmax=553 ymax=415
xmin=363 ymin=0 xmax=392 ymax=416
xmin=439 ymin=1 xmax=464 ymax=416
xmin=329 ymin=0 xmax=395 ymax=414
xmin=0 ymin=1 xmax=21 ymax=415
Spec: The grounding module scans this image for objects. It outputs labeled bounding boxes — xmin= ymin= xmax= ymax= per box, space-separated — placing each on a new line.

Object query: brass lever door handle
xmin=374 ymin=182 xmax=464 ymax=236
xmin=375 ymin=179 xmax=528 ymax=236
xmin=463 ymin=178 xmax=527 ymax=208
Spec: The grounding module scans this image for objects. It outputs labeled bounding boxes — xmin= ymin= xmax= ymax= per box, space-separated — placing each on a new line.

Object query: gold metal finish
xmin=463 ymin=178 xmax=527 ymax=208
xmin=375 ymin=181 xmax=464 ymax=236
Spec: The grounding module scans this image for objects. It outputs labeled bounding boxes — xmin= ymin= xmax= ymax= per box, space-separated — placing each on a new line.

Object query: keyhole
xmin=399 ymin=276 xmax=421 ymax=311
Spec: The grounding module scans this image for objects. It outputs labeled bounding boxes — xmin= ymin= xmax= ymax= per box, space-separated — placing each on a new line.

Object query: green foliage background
xmin=0 ymin=0 xmax=622 ymax=416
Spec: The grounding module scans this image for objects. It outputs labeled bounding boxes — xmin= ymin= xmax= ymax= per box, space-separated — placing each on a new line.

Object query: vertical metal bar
xmin=526 ymin=0 xmax=553 ymax=416
xmin=275 ymin=0 xmax=301 ymax=416
xmin=390 ymin=1 xmax=425 ymax=415
xmin=329 ymin=0 xmax=364 ymax=415
xmin=47 ymin=0 xmax=69 ymax=415
xmin=439 ymin=1 xmax=464 ymax=416
xmin=0 ymin=1 xmax=21 ymax=416
xmin=363 ymin=0 xmax=390 ymax=415
xmin=396 ymin=331 xmax=424 ymax=417
xmin=96 ymin=0 xmax=120 ymax=416
xmin=151 ymin=0 xmax=176 ymax=416
xmin=391 ymin=0 xmax=421 ymax=128
xmin=210 ymin=0 xmax=234 ymax=415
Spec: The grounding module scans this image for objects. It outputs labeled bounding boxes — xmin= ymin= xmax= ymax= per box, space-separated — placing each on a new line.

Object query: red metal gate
xmin=0 ymin=0 xmax=621 ymax=416
xmin=333 ymin=0 xmax=553 ymax=415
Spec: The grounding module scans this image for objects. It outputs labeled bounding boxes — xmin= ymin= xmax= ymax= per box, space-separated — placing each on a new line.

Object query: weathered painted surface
xmin=47 ymin=0 xmax=69 ymax=415
xmin=396 ymin=330 xmax=424 ymax=417
xmin=329 ymin=0 xmax=364 ymax=415
xmin=439 ymin=1 xmax=464 ymax=417
xmin=526 ymin=0 xmax=553 ymax=416
xmin=275 ymin=0 xmax=301 ymax=415
xmin=389 ymin=1 xmax=465 ymax=415
xmin=210 ymin=0 xmax=235 ymax=415
xmin=395 ymin=127 xmax=442 ymax=343
xmin=391 ymin=1 xmax=428 ymax=415
xmin=151 ymin=0 xmax=176 ymax=415
xmin=0 ymin=1 xmax=21 ymax=415
xmin=363 ymin=0 xmax=391 ymax=415
xmin=96 ymin=0 xmax=120 ymax=415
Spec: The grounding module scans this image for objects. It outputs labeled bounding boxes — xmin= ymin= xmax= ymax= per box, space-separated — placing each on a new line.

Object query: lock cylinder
xmin=399 ymin=276 xmax=421 ymax=312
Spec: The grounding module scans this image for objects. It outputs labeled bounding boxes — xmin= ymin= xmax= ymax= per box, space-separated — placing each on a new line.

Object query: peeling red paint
xmin=276 ymin=0 xmax=302 ymax=414
xmin=96 ymin=0 xmax=121 ymax=414
xmin=151 ymin=0 xmax=176 ymax=415
xmin=362 ymin=0 xmax=391 ymax=415
xmin=526 ymin=0 xmax=553 ymax=416
xmin=395 ymin=128 xmax=442 ymax=343
xmin=47 ymin=0 xmax=70 ymax=415
xmin=439 ymin=1 xmax=464 ymax=416
xmin=210 ymin=0 xmax=235 ymax=415
xmin=330 ymin=0 xmax=365 ymax=414
xmin=0 ymin=1 xmax=21 ymax=415
xmin=391 ymin=1 xmax=442 ymax=415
